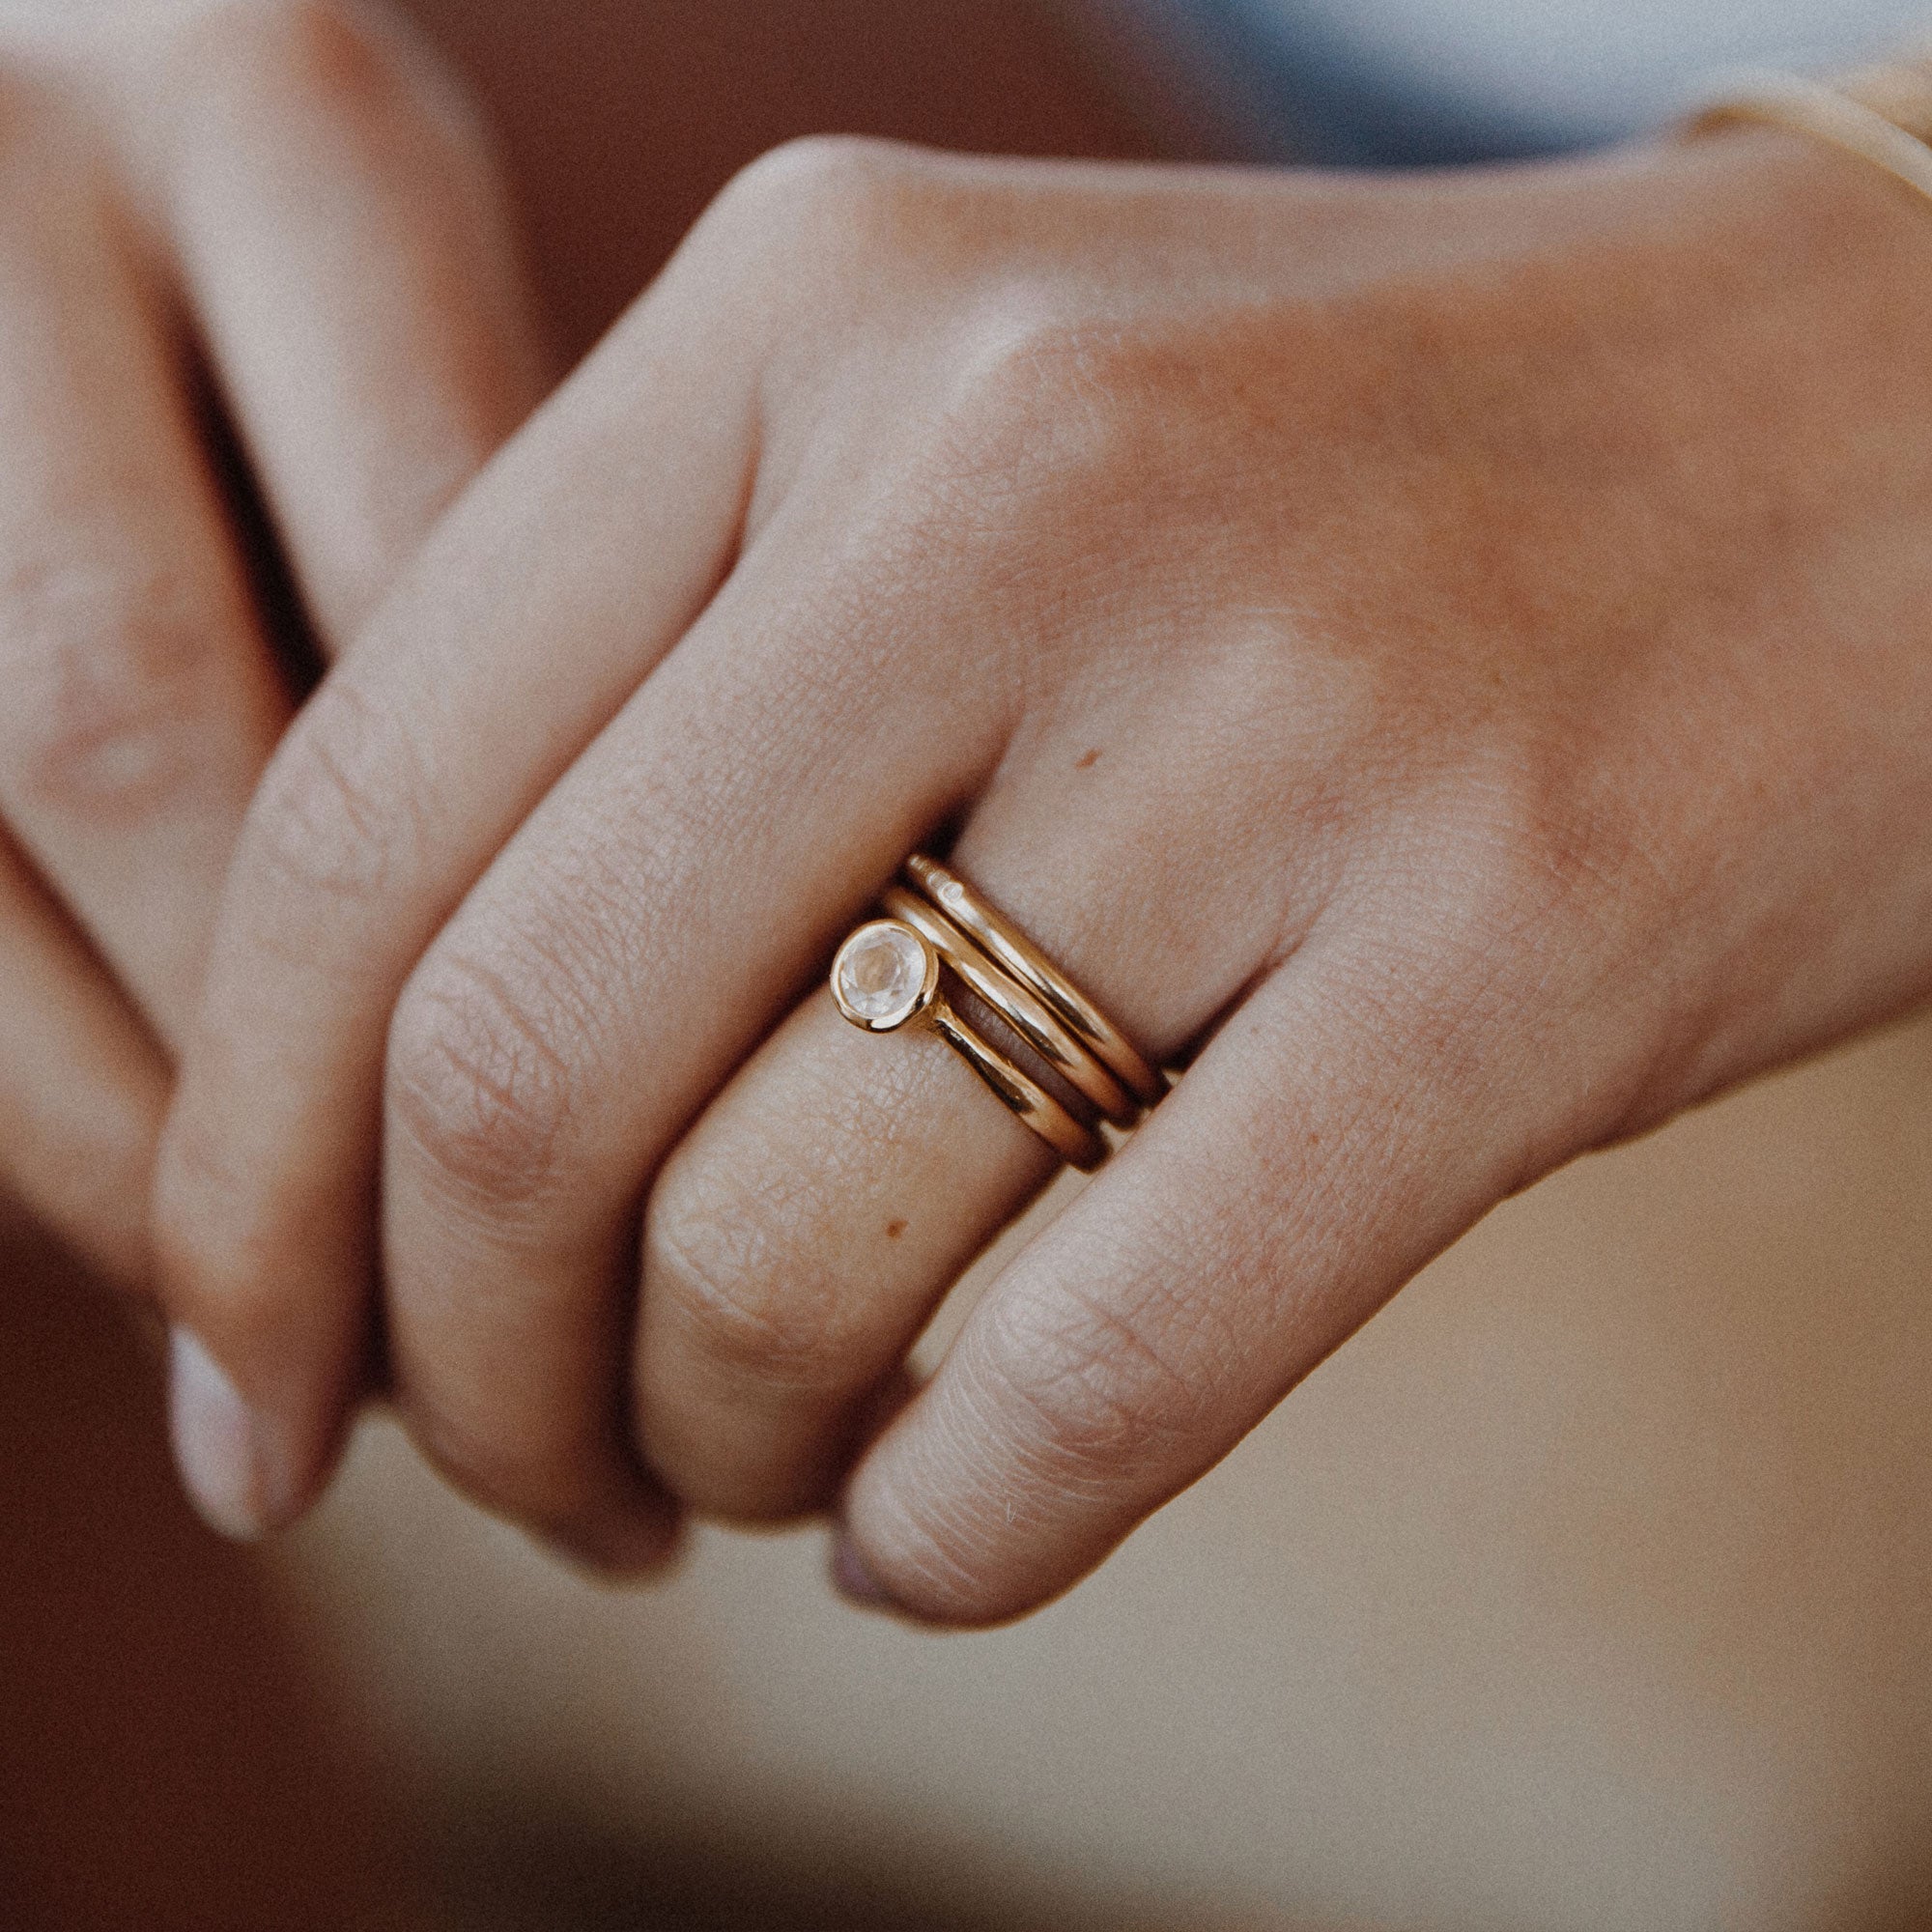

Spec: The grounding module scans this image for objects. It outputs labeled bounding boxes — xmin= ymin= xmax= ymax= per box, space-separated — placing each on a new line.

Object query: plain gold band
xmin=881 ymin=886 xmax=1139 ymax=1128
xmin=903 ymin=855 xmax=1164 ymax=1109
xmin=1690 ymin=71 xmax=1932 ymax=213
xmin=924 ymin=996 xmax=1108 ymax=1172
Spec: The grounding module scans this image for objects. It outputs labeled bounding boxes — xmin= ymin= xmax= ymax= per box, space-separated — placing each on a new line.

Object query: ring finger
xmin=632 ymin=683 xmax=1327 ymax=1521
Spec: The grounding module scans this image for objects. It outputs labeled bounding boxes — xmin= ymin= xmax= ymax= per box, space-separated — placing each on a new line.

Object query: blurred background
xmin=4 ymin=3 xmax=1931 ymax=1927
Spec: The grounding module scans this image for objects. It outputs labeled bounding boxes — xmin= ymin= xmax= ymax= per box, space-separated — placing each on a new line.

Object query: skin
xmin=0 ymin=0 xmax=542 ymax=1287
xmin=150 ymin=122 xmax=1932 ymax=1625
xmin=0 ymin=0 xmax=542 ymax=1917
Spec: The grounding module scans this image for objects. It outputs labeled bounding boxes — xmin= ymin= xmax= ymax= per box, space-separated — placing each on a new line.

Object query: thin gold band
xmin=1690 ymin=71 xmax=1932 ymax=212
xmin=925 ymin=995 xmax=1108 ymax=1171
xmin=880 ymin=885 xmax=1139 ymax=1128
xmin=903 ymin=855 xmax=1165 ymax=1109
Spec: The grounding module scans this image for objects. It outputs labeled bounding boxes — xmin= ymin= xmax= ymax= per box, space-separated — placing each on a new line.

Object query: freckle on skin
xmin=886 ymin=1218 xmax=907 ymax=1239
xmin=1074 ymin=748 xmax=1101 ymax=769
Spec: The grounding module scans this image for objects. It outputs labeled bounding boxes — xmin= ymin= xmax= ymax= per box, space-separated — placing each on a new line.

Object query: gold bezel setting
xmin=826 ymin=859 xmax=1158 ymax=1175
xmin=831 ymin=919 xmax=940 ymax=1034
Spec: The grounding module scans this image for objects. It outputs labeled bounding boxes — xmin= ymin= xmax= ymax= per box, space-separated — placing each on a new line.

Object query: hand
xmin=0 ymin=0 xmax=539 ymax=1284
xmin=156 ymin=130 xmax=1932 ymax=1612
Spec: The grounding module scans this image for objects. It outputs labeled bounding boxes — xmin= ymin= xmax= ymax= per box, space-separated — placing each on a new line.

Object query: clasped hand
xmin=17 ymin=2 xmax=1932 ymax=1628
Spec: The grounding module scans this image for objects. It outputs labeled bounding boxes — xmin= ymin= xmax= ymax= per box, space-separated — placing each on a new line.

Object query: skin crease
xmin=143 ymin=119 xmax=1932 ymax=1627
xmin=0 ymin=0 xmax=542 ymax=1285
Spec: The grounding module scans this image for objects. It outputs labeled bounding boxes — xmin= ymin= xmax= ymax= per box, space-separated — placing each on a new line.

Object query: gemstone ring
xmin=829 ymin=858 xmax=1165 ymax=1171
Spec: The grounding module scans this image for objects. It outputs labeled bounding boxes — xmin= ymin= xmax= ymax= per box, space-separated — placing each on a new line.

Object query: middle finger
xmin=375 ymin=515 xmax=1012 ymax=1556
xmin=632 ymin=673 xmax=1322 ymax=1521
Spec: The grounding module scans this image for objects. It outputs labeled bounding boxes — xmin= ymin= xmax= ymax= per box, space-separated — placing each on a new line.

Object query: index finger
xmin=150 ymin=198 xmax=772 ymax=1541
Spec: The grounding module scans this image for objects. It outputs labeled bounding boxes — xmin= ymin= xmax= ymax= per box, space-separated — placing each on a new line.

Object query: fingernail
xmin=166 ymin=1328 xmax=293 ymax=1542
xmin=829 ymin=1530 xmax=898 ymax=1610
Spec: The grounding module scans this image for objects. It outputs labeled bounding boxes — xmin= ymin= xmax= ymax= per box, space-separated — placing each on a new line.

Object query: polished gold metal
xmin=880 ymin=885 xmax=1139 ymax=1128
xmin=924 ymin=1000 xmax=1107 ymax=1171
xmin=1690 ymin=68 xmax=1932 ymax=213
xmin=903 ymin=855 xmax=1165 ymax=1110
xmin=830 ymin=918 xmax=1107 ymax=1171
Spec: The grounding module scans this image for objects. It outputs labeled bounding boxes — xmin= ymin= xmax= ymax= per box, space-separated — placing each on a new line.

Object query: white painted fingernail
xmin=166 ymin=1328 xmax=290 ymax=1541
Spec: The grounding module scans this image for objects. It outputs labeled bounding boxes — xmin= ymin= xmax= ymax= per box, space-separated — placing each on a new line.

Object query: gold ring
xmin=879 ymin=885 xmax=1139 ymax=1128
xmin=903 ymin=854 xmax=1165 ymax=1109
xmin=830 ymin=918 xmax=1108 ymax=1171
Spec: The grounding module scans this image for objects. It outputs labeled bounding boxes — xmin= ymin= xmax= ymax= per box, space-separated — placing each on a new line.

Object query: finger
xmin=638 ymin=991 xmax=1056 ymax=1521
xmin=630 ymin=696 xmax=1314 ymax=1522
xmin=152 ymin=205 xmax=772 ymax=1539
xmin=0 ymin=830 xmax=168 ymax=1292
xmin=0 ymin=94 xmax=287 ymax=1042
xmin=137 ymin=0 xmax=546 ymax=645
xmin=366 ymin=520 xmax=1011 ymax=1563
xmin=835 ymin=918 xmax=1595 ymax=1628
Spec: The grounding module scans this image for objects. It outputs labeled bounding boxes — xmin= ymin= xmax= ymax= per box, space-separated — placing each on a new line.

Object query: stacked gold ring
xmin=904 ymin=856 xmax=1166 ymax=1110
xmin=829 ymin=857 xmax=1163 ymax=1171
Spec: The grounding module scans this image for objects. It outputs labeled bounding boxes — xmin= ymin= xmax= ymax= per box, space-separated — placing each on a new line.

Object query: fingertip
xmin=827 ymin=1525 xmax=936 ymax=1623
xmin=838 ymin=1397 xmax=1098 ymax=1631
xmin=166 ymin=1325 xmax=298 ymax=1541
xmin=537 ymin=1503 xmax=689 ymax=1587
xmin=150 ymin=1095 xmax=366 ymax=1539
xmin=826 ymin=1500 xmax=1025 ymax=1632
xmin=825 ymin=1529 xmax=1021 ymax=1631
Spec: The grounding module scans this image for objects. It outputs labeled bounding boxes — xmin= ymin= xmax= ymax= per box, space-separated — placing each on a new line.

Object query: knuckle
xmin=660 ymin=1261 xmax=845 ymax=1393
xmin=712 ymin=133 xmax=918 ymax=234
xmin=877 ymin=313 xmax=1167 ymax=583
xmin=938 ymin=314 xmax=1154 ymax=503
xmin=386 ymin=944 xmax=583 ymax=1215
xmin=696 ymin=134 xmax=944 ymax=299
xmin=1393 ymin=743 xmax=1721 ymax=1137
xmin=242 ymin=674 xmax=420 ymax=915
xmin=644 ymin=1167 xmax=862 ymax=1400
xmin=1392 ymin=737 xmax=1678 ymax=1015
xmin=0 ymin=558 xmax=224 ymax=825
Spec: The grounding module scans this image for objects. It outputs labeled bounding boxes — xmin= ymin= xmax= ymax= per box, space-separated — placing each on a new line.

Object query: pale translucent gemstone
xmin=837 ymin=923 xmax=926 ymax=1027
